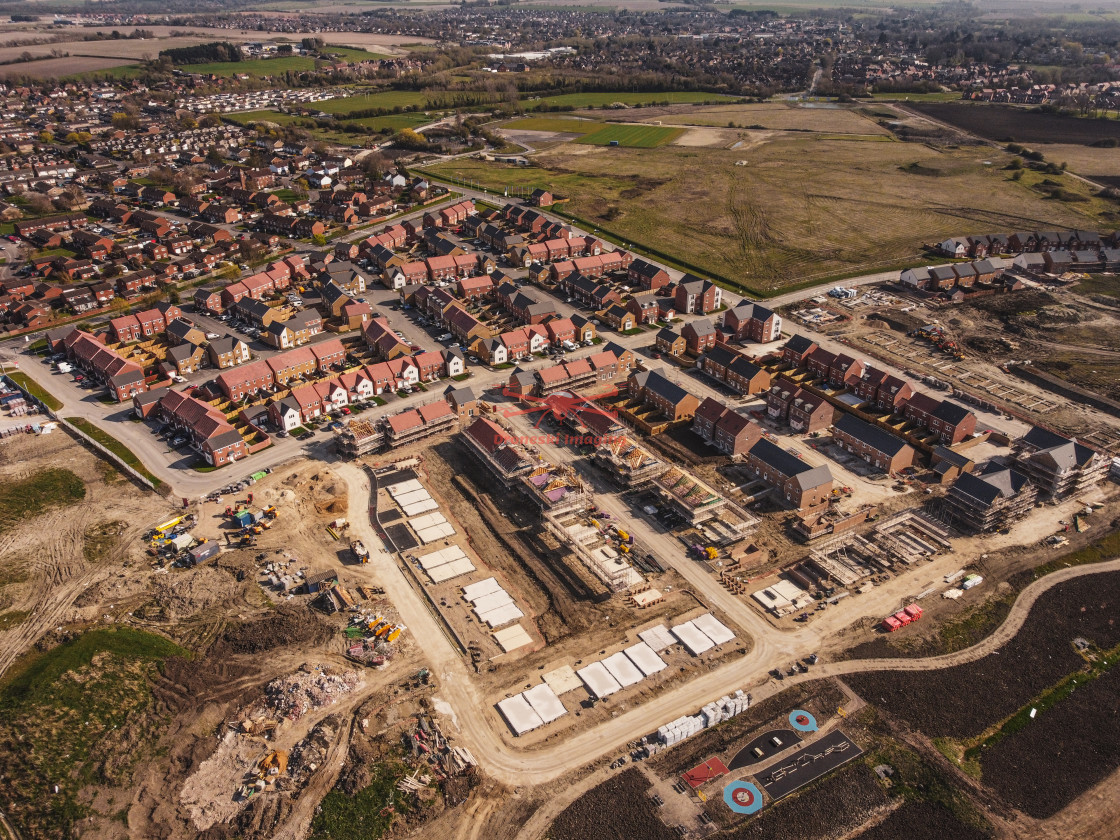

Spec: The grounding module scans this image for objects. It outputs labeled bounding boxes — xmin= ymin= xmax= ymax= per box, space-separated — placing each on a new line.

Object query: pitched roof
xmin=834 ymin=413 xmax=911 ymax=457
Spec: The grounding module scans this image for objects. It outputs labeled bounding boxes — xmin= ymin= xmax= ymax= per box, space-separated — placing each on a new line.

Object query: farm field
xmin=316 ymin=89 xmax=434 ymax=114
xmin=629 ymin=102 xmax=893 ymax=135
xmin=530 ymin=90 xmax=743 ymax=109
xmin=183 ymin=56 xmax=319 ymax=76
xmin=424 ymin=134 xmax=1116 ymax=294
xmin=504 ymin=116 xmax=601 ymax=135
xmin=0 ymin=55 xmax=136 ymax=79
xmin=851 ymin=802 xmax=990 ymax=840
xmin=908 ymin=102 xmax=1120 ymax=145
xmin=845 ymin=572 xmax=1120 ymax=740
xmin=1031 ymin=143 xmax=1120 ymax=179
xmin=548 ymin=768 xmax=676 ymax=840
xmin=576 ymin=124 xmax=684 ymax=148
xmin=979 ymin=663 xmax=1120 ymax=818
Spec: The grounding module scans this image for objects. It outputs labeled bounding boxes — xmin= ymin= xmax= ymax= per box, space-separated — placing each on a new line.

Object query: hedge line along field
xmin=576 ymin=124 xmax=685 ymax=147
xmin=909 ymin=102 xmax=1120 ymax=145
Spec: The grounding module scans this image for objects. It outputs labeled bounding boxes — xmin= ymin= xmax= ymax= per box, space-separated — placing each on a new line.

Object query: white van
xmin=56 ymin=361 xmax=72 ymax=373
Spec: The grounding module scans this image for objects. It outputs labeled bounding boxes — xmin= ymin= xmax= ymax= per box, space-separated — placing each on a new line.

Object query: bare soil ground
xmin=845 ymin=571 xmax=1120 ymax=739
xmin=0 ymin=431 xmax=172 ymax=676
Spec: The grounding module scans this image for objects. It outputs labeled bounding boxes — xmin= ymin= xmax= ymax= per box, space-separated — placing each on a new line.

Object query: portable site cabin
xmin=187 ymin=540 xmax=221 ymax=565
xmin=169 ymin=533 xmax=194 ymax=553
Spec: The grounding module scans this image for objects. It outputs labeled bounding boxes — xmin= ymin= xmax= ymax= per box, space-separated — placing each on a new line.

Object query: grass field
xmin=7 ymin=370 xmax=62 ymax=410
xmin=576 ymin=124 xmax=684 ymax=148
xmin=185 ymin=55 xmax=319 ymax=77
xmin=66 ymin=417 xmax=163 ymax=489
xmin=316 ymin=90 xmax=434 ymax=115
xmin=0 ymin=627 xmax=186 ymax=839
xmin=504 ymin=116 xmax=601 ymax=135
xmin=225 ymin=109 xmax=305 ymax=126
xmin=529 ymin=91 xmax=742 ymax=109
xmin=344 ymin=112 xmax=434 ymax=131
xmin=633 ymin=102 xmax=892 ymax=135
xmin=424 ymin=135 xmax=1118 ymax=294
xmin=0 ymin=468 xmax=85 ymax=535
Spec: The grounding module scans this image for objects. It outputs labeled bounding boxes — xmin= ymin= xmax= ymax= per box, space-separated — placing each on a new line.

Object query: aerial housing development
xmin=0 ymin=3 xmax=1119 ymax=840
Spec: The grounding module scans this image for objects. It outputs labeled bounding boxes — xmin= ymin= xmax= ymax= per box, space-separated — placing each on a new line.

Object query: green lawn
xmin=576 ymin=124 xmax=685 ymax=148
xmin=343 ymin=112 xmax=434 ymax=131
xmin=7 ymin=371 xmax=62 ymax=410
xmin=65 ymin=417 xmax=163 ymax=490
xmin=185 ymin=56 xmax=319 ymax=77
xmin=226 ymin=109 xmax=305 ymax=126
xmin=0 ymin=468 xmax=85 ymax=535
xmin=317 ymin=90 xmax=432 ymax=115
xmin=504 ymin=116 xmax=600 ymax=135
xmin=530 ymin=91 xmax=742 ymax=109
xmin=0 ymin=627 xmax=186 ymax=840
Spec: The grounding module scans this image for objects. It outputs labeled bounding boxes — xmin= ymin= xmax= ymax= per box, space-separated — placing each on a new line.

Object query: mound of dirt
xmin=218 ymin=604 xmax=334 ymax=655
xmin=149 ymin=566 xmax=249 ymax=620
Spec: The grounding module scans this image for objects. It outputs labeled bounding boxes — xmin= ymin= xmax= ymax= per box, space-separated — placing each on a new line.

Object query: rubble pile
xmin=264 ymin=667 xmax=364 ymax=721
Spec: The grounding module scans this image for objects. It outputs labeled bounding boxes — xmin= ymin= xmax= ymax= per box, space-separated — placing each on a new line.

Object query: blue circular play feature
xmin=724 ymin=780 xmax=764 ymax=814
xmin=789 ymin=710 xmax=818 ymax=732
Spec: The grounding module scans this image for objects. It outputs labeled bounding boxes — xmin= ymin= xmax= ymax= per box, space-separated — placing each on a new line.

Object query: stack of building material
xmin=522 ymin=683 xmax=567 ymax=724
xmin=493 ymin=623 xmax=533 ymax=652
xmin=410 ymin=511 xmax=455 ymax=544
xmin=671 ymin=621 xmax=715 ymax=656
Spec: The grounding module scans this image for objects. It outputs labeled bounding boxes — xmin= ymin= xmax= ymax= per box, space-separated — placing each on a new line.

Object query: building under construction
xmin=942 ymin=466 xmax=1038 ymax=533
xmin=541 ymin=507 xmax=644 ymax=594
xmin=459 ymin=415 xmax=535 ymax=485
xmin=1013 ymin=426 xmax=1109 ymax=499
xmin=336 ymin=418 xmax=386 ymax=457
xmin=521 ymin=463 xmax=587 ymax=514
xmin=650 ymin=464 xmax=760 ymax=536
xmin=802 ymin=511 xmax=952 ymax=587
xmin=593 ymin=434 xmax=662 ymax=486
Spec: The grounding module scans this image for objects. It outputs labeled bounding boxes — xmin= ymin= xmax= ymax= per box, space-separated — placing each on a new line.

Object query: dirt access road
xmin=329 ymin=459 xmax=1120 ymax=790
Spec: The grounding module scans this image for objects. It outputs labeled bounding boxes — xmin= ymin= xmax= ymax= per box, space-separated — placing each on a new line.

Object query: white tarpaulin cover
xmin=693 ymin=612 xmax=735 ymax=645
xmin=523 ymin=683 xmax=567 ymax=723
xmin=497 ymin=695 xmax=543 ymax=735
xmin=577 ymin=661 xmax=622 ymax=698
xmin=463 ymin=577 xmax=502 ymax=600
xmin=638 ymin=625 xmax=677 ymax=652
xmin=671 ymin=621 xmax=715 ymax=656
xmin=624 ymin=642 xmax=667 ymax=676
xmin=601 ymin=651 xmax=644 ymax=687
xmin=493 ymin=623 xmax=533 ymax=652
